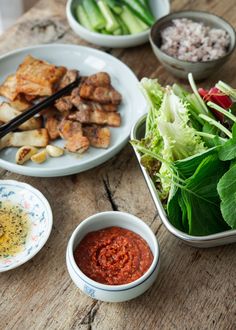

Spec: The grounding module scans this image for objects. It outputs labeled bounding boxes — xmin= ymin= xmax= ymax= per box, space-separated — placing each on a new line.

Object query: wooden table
xmin=1 ymin=1 xmax=236 ymax=329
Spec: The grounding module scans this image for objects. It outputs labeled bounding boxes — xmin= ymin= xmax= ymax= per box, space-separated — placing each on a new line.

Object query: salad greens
xmin=133 ymin=74 xmax=236 ymax=236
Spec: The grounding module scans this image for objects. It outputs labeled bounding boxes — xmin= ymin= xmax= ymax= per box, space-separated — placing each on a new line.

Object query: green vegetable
xmin=104 ymin=0 xmax=123 ymax=14
xmin=116 ymin=16 xmax=129 ymax=35
xmin=133 ymin=75 xmax=236 ymax=236
xmin=113 ymin=27 xmax=123 ymax=35
xmin=174 ymin=147 xmax=218 ymax=179
xmin=97 ymin=0 xmax=119 ymax=32
xmin=157 ymin=88 xmax=206 ymax=161
xmin=216 ymin=80 xmax=236 ymax=99
xmin=139 ymin=0 xmax=151 ymax=11
xmin=83 ymin=0 xmax=106 ymax=30
xmin=168 ymin=153 xmax=230 ymax=236
xmin=166 ymin=186 xmax=184 ymax=232
xmin=75 ymin=5 xmax=94 ymax=31
xmin=120 ymin=6 xmax=145 ymax=34
xmin=218 ymin=124 xmax=236 ymax=161
xmin=136 ymin=78 xmax=206 ymax=199
xmin=121 ymin=0 xmax=155 ymax=26
xmin=218 ymin=164 xmax=236 ymax=229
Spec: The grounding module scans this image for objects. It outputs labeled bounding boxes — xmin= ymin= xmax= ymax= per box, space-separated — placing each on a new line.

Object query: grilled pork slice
xmin=54 ymin=95 xmax=73 ymax=112
xmin=0 ymin=102 xmax=42 ymax=131
xmin=57 ymin=69 xmax=79 ymax=89
xmin=45 ymin=115 xmax=61 ymax=140
xmin=58 ymin=119 xmax=89 ymax=153
xmin=72 ymin=95 xmax=117 ymax=112
xmin=79 ymin=85 xmax=122 ymax=105
xmin=69 ymin=109 xmax=121 ymax=127
xmin=83 ymin=125 xmax=111 ymax=149
xmin=84 ymin=72 xmax=111 ymax=87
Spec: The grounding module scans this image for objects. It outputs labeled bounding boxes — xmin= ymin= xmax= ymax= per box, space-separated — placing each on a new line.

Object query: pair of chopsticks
xmin=0 ymin=77 xmax=81 ymax=139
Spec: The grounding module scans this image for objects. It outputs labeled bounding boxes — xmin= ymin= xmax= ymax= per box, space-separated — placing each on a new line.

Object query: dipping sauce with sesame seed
xmin=74 ymin=226 xmax=153 ymax=285
xmin=0 ymin=201 xmax=30 ymax=258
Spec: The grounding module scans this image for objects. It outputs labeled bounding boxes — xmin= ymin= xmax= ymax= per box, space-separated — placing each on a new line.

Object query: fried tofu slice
xmin=0 ymin=129 xmax=49 ymax=150
xmin=79 ymin=85 xmax=122 ymax=105
xmin=69 ymin=109 xmax=121 ymax=127
xmin=16 ymin=55 xmax=66 ymax=97
xmin=9 ymin=95 xmax=31 ymax=112
xmin=0 ymin=74 xmax=18 ymax=101
xmin=0 ymin=102 xmax=42 ymax=130
xmin=83 ymin=125 xmax=111 ymax=149
xmin=58 ymin=119 xmax=89 ymax=154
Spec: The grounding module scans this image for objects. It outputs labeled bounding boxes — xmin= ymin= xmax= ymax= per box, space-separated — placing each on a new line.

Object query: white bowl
xmin=66 ymin=211 xmax=160 ymax=302
xmin=66 ymin=0 xmax=170 ymax=48
xmin=0 ymin=180 xmax=53 ymax=272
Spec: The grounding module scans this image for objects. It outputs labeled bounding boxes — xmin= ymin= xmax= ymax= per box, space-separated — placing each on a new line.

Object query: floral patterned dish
xmin=0 ymin=180 xmax=53 ymax=272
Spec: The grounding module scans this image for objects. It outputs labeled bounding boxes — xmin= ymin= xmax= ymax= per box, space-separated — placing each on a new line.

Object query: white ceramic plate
xmin=66 ymin=0 xmax=170 ymax=48
xmin=0 ymin=44 xmax=146 ymax=177
xmin=0 ymin=180 xmax=53 ymax=272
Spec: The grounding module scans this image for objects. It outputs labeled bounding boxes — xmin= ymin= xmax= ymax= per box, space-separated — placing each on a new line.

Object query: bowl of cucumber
xmin=66 ymin=0 xmax=170 ymax=48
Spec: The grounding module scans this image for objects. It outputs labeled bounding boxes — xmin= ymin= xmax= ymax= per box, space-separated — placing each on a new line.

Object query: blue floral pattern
xmin=0 ymin=181 xmax=52 ymax=271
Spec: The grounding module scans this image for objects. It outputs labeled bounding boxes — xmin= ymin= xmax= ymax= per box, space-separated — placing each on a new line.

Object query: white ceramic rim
xmin=0 ymin=180 xmax=53 ymax=272
xmin=66 ymin=0 xmax=171 ymax=43
xmin=67 ymin=211 xmax=159 ymax=291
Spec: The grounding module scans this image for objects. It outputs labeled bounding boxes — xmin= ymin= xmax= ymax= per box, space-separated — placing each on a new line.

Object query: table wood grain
xmin=1 ymin=1 xmax=236 ymax=329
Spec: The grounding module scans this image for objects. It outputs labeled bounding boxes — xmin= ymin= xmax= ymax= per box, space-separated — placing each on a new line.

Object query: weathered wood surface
xmin=1 ymin=1 xmax=236 ymax=329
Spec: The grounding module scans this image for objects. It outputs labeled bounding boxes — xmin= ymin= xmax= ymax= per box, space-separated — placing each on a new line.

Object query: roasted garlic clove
xmin=31 ymin=149 xmax=47 ymax=164
xmin=15 ymin=146 xmax=38 ymax=165
xmin=46 ymin=145 xmax=64 ymax=157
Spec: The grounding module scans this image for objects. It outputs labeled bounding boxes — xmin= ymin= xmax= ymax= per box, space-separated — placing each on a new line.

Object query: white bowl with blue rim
xmin=0 ymin=180 xmax=53 ymax=272
xmin=66 ymin=211 xmax=160 ymax=302
xmin=66 ymin=0 xmax=170 ymax=48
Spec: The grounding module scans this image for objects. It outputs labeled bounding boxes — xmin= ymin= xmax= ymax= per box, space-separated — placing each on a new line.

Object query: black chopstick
xmin=0 ymin=77 xmax=81 ymax=139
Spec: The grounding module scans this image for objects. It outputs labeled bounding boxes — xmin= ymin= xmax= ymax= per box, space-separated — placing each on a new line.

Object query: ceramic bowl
xmin=0 ymin=180 xmax=53 ymax=272
xmin=149 ymin=10 xmax=236 ymax=80
xmin=66 ymin=211 xmax=160 ymax=302
xmin=66 ymin=0 xmax=170 ymax=48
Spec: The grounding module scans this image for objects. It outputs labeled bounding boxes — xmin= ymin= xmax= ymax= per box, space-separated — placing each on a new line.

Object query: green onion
xmin=121 ymin=0 xmax=155 ymax=26
xmin=199 ymin=114 xmax=232 ymax=138
xmin=117 ymin=15 xmax=129 ymax=35
xmin=120 ymin=6 xmax=145 ymax=34
xmin=104 ymin=0 xmax=123 ymax=14
xmin=97 ymin=0 xmax=120 ymax=32
xmin=82 ymin=0 xmax=106 ymax=30
xmin=75 ymin=5 xmax=94 ymax=31
xmin=113 ymin=28 xmax=123 ymax=35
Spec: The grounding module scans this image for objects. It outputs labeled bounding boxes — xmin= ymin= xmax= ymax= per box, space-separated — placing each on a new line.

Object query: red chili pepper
xmin=198 ymin=87 xmax=233 ymax=123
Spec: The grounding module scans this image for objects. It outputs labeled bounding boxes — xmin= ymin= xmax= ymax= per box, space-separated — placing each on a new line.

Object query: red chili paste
xmin=74 ymin=226 xmax=153 ymax=285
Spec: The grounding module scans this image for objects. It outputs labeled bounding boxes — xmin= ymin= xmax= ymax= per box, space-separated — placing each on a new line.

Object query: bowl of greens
xmin=131 ymin=74 xmax=236 ymax=247
xmin=66 ymin=0 xmax=170 ymax=48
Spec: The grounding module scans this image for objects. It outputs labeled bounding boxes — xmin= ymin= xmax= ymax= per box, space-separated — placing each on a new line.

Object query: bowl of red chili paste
xmin=66 ymin=211 xmax=160 ymax=302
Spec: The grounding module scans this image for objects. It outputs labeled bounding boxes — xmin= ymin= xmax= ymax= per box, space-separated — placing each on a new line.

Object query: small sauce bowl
xmin=149 ymin=10 xmax=236 ymax=80
xmin=66 ymin=211 xmax=160 ymax=302
xmin=0 ymin=180 xmax=53 ymax=272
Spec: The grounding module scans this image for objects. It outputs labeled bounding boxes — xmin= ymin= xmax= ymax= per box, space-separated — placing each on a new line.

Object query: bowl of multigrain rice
xmin=149 ymin=11 xmax=236 ymax=80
